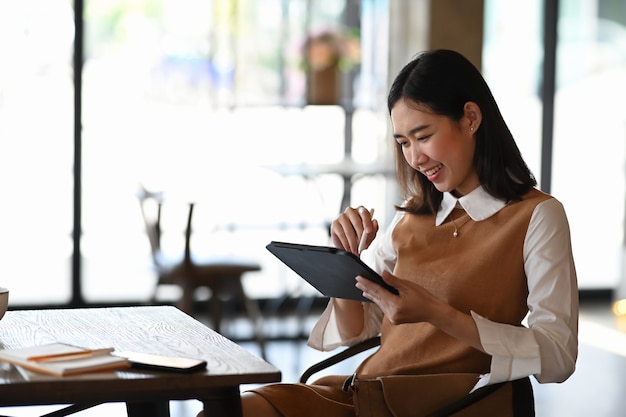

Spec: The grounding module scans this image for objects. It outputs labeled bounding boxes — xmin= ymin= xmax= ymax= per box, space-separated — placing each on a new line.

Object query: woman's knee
xmin=241 ymin=391 xmax=282 ymax=417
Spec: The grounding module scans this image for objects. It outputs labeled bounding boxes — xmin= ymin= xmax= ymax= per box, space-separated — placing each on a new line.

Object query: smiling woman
xmin=202 ymin=49 xmax=579 ymax=417
xmin=390 ymin=100 xmax=481 ymax=197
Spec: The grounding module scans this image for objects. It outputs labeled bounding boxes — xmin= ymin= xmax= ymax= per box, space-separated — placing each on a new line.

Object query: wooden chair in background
xmin=137 ymin=186 xmax=266 ymax=358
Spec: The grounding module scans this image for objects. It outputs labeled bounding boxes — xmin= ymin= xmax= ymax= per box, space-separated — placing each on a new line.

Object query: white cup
xmin=0 ymin=287 xmax=8 ymax=320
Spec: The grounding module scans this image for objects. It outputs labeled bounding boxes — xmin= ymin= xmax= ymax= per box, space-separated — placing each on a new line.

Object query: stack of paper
xmin=0 ymin=342 xmax=130 ymax=376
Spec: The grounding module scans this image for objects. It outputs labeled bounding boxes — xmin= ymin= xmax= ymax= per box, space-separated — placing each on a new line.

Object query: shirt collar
xmin=435 ymin=186 xmax=507 ymax=226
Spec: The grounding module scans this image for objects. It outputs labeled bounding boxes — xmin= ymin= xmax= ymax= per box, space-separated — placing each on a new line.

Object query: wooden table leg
xmin=201 ymin=386 xmax=242 ymax=417
xmin=126 ymin=400 xmax=170 ymax=417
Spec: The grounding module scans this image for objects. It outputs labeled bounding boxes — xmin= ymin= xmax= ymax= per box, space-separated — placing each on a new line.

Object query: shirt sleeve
xmin=307 ymin=299 xmax=384 ymax=351
xmin=473 ymin=198 xmax=579 ymax=389
xmin=307 ymin=212 xmax=404 ymax=351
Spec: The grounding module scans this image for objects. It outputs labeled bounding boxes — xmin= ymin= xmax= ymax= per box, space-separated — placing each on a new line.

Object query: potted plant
xmin=303 ymin=29 xmax=360 ymax=105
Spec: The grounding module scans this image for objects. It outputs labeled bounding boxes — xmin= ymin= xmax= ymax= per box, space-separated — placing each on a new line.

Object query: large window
xmin=0 ymin=0 xmax=391 ymax=307
xmin=3 ymin=0 xmax=624 ymax=308
xmin=484 ymin=0 xmax=626 ymax=289
xmin=551 ymin=0 xmax=626 ymax=289
xmin=80 ymin=0 xmax=391 ymax=303
xmin=0 ymin=0 xmax=74 ymax=304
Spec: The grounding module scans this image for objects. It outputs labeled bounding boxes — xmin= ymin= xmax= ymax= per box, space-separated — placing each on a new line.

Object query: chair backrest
xmin=137 ymin=185 xmax=196 ymax=268
xmin=137 ymin=185 xmax=164 ymax=265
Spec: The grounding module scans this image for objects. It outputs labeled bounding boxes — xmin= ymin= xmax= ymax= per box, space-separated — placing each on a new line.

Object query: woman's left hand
xmin=355 ymin=270 xmax=442 ymax=325
xmin=356 ymin=271 xmax=485 ymax=352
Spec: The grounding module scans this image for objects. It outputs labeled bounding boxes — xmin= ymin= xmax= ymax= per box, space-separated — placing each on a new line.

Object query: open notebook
xmin=0 ymin=342 xmax=130 ymax=376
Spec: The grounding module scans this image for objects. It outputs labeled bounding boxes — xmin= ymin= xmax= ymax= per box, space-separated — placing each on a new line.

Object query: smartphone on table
xmin=115 ymin=351 xmax=207 ymax=373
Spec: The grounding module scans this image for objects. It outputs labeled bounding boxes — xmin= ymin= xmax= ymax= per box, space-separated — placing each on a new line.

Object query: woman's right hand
xmin=331 ymin=206 xmax=378 ymax=255
xmin=329 ymin=206 xmax=378 ymax=337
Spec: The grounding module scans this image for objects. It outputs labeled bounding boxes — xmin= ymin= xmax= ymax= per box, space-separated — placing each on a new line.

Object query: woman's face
xmin=390 ymin=99 xmax=481 ymax=197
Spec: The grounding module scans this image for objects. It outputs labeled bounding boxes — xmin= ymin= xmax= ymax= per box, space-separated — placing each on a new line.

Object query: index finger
xmin=355 ymin=275 xmax=383 ymax=301
xmin=357 ymin=206 xmax=375 ymax=231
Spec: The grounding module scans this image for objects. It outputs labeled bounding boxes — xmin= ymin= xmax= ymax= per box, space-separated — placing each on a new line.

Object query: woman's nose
xmin=407 ymin=145 xmax=426 ymax=167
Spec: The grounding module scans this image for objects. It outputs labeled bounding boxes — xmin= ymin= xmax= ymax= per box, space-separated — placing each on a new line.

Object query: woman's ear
xmin=464 ymin=101 xmax=482 ymax=133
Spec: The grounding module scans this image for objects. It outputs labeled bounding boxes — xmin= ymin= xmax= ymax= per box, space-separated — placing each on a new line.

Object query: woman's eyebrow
xmin=393 ymin=124 xmax=430 ymax=139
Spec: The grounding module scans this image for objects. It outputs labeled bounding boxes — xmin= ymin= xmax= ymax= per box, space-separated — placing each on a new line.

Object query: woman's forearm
xmin=429 ymin=300 xmax=485 ymax=353
xmin=333 ymin=298 xmax=366 ymax=339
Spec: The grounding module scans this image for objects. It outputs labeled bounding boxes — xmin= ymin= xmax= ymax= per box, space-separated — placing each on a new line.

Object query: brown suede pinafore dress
xmin=250 ymin=189 xmax=550 ymax=416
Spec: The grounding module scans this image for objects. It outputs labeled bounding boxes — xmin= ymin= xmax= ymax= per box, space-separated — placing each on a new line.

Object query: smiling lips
xmin=422 ymin=163 xmax=443 ymax=178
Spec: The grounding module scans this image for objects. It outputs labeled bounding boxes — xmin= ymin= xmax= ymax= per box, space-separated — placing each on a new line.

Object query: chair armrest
xmin=299 ymin=336 xmax=381 ymax=383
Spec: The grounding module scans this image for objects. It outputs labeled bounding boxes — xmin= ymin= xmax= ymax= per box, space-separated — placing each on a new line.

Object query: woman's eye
xmin=417 ymin=134 xmax=431 ymax=142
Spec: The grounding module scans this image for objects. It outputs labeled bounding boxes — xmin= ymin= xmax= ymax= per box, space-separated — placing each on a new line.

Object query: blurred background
xmin=1 ymin=0 xmax=626 ymax=415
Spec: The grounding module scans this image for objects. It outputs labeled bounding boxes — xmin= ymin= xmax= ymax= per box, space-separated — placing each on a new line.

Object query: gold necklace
xmin=450 ymin=213 xmax=471 ymax=237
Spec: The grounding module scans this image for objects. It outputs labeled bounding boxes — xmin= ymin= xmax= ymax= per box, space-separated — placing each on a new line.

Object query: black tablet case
xmin=266 ymin=241 xmax=398 ymax=302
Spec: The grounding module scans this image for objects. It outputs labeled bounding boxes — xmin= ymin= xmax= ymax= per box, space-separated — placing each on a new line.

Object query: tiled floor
xmin=2 ymin=300 xmax=625 ymax=417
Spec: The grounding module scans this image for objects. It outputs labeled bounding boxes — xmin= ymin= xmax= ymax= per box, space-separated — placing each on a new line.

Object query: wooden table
xmin=0 ymin=306 xmax=281 ymax=417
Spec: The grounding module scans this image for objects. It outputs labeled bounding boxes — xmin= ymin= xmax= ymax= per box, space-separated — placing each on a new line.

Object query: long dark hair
xmin=387 ymin=49 xmax=536 ymax=214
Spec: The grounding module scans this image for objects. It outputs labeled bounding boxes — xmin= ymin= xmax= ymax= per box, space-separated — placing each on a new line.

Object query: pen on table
xmin=357 ymin=208 xmax=375 ymax=255
xmin=28 ymin=347 xmax=115 ymax=362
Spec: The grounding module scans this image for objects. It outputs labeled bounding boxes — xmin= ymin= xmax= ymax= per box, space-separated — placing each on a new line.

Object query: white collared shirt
xmin=309 ymin=186 xmax=579 ymax=389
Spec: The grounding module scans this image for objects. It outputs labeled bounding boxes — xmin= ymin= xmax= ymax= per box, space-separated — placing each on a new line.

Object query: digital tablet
xmin=266 ymin=241 xmax=398 ymax=302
